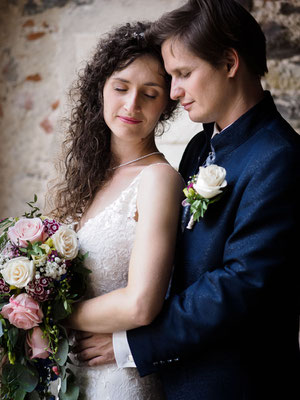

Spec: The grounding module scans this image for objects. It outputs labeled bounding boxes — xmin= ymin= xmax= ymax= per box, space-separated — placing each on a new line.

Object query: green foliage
xmin=0 ymin=218 xmax=15 ymax=251
xmin=19 ymin=241 xmax=46 ymax=258
xmin=55 ymin=338 xmax=69 ymax=366
xmin=184 ymin=183 xmax=224 ymax=223
xmin=22 ymin=195 xmax=42 ymax=219
xmin=59 ymin=369 xmax=79 ymax=400
xmin=2 ymin=362 xmax=38 ymax=394
xmin=0 ymin=231 xmax=8 ymax=251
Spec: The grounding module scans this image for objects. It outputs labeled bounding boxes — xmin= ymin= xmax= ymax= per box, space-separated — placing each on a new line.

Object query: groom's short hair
xmin=148 ymin=0 xmax=268 ymax=77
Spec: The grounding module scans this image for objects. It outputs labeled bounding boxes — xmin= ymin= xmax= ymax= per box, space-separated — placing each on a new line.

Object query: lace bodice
xmin=77 ymin=171 xmax=140 ymax=298
xmin=73 ymin=165 xmax=170 ymax=399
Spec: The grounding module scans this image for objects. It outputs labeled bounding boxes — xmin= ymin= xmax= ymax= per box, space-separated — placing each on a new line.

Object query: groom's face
xmin=162 ymin=38 xmax=231 ymax=128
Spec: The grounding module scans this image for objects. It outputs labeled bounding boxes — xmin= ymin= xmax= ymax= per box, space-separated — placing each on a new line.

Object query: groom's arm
xmin=127 ymin=142 xmax=300 ymax=377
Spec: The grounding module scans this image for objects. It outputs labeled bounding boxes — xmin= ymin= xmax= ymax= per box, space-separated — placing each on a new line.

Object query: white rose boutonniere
xmin=51 ymin=226 xmax=79 ymax=260
xmin=183 ymin=164 xmax=227 ymax=230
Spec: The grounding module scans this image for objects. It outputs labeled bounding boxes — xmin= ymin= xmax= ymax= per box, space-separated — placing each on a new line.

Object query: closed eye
xmin=182 ymin=72 xmax=191 ymax=78
xmin=114 ymin=88 xmax=127 ymax=92
xmin=144 ymin=94 xmax=157 ymax=99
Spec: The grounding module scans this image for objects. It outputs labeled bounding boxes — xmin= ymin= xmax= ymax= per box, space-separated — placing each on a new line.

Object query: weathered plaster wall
xmin=0 ymin=0 xmax=299 ymax=217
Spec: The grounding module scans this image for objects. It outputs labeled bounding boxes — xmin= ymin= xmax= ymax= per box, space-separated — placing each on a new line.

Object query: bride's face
xmin=103 ymin=55 xmax=168 ymax=144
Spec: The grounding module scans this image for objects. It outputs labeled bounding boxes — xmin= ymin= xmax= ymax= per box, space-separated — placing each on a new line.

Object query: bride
xmin=49 ymin=21 xmax=183 ymax=399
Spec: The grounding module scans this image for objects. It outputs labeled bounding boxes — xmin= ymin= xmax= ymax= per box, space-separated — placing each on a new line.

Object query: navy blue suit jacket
xmin=127 ymin=93 xmax=300 ymax=399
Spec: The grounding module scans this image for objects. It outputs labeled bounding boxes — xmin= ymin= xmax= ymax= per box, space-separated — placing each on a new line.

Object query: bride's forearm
xmin=64 ymin=287 xmax=156 ymax=333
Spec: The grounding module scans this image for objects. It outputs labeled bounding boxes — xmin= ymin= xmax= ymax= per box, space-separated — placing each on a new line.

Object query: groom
xmin=75 ymin=1 xmax=300 ymax=398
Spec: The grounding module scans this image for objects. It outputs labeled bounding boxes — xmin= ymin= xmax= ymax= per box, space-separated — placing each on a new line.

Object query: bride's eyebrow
xmin=112 ymin=78 xmax=129 ymax=83
xmin=112 ymin=77 xmax=164 ymax=89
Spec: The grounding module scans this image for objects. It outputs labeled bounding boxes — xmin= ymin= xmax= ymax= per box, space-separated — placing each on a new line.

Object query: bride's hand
xmin=72 ymin=331 xmax=115 ymax=367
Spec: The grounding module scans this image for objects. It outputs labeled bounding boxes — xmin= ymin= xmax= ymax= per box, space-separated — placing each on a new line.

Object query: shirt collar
xmin=212 ymin=122 xmax=232 ymax=138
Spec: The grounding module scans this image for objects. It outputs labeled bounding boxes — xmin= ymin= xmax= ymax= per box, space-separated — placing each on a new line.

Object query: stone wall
xmin=0 ymin=0 xmax=299 ymax=217
xmin=250 ymin=0 xmax=300 ymax=132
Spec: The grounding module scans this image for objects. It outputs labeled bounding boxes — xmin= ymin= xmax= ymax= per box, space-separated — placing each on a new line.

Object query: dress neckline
xmin=77 ymin=162 xmax=170 ymax=234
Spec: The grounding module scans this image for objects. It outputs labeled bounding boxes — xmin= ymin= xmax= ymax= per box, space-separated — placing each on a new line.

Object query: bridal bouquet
xmin=0 ymin=196 xmax=90 ymax=400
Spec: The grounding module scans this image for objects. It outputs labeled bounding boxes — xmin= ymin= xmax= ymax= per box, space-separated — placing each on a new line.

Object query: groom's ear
xmin=224 ymin=48 xmax=239 ymax=78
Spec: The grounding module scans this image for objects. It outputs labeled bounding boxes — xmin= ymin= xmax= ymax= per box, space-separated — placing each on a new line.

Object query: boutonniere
xmin=183 ymin=164 xmax=227 ymax=230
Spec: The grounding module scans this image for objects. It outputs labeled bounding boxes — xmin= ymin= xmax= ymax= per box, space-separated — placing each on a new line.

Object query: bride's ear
xmin=224 ymin=48 xmax=239 ymax=78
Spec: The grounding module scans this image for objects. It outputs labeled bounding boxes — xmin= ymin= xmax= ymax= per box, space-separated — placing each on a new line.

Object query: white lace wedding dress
xmin=73 ymin=164 xmax=170 ymax=399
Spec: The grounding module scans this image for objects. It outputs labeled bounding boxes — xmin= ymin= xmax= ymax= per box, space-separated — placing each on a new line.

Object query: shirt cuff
xmin=113 ymin=331 xmax=136 ymax=368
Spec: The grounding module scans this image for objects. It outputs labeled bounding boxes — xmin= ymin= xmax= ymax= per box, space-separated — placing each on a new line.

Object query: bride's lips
xmin=118 ymin=116 xmax=142 ymax=124
xmin=181 ymin=101 xmax=194 ymax=110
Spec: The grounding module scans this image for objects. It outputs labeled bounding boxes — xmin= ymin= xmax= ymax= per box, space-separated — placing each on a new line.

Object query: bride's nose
xmin=123 ymin=92 xmax=141 ymax=114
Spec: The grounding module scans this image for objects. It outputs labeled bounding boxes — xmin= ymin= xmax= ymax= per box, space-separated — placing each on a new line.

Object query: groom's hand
xmin=73 ymin=331 xmax=115 ymax=366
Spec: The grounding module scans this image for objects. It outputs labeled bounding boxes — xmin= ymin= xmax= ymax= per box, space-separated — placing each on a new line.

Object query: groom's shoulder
xmin=256 ymin=113 xmax=300 ymax=161
xmin=181 ymin=126 xmax=208 ymax=160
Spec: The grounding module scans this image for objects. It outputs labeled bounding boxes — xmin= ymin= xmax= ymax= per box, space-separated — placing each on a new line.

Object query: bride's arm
xmin=65 ymin=164 xmax=184 ymax=333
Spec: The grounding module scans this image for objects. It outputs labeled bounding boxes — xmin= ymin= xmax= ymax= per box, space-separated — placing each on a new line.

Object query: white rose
xmin=194 ymin=165 xmax=227 ymax=199
xmin=1 ymin=257 xmax=35 ymax=288
xmin=51 ymin=226 xmax=78 ymax=260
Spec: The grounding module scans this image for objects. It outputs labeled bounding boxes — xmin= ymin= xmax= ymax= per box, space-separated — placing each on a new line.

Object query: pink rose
xmin=27 ymin=327 xmax=50 ymax=359
xmin=8 ymin=218 xmax=48 ymax=248
xmin=1 ymin=293 xmax=43 ymax=330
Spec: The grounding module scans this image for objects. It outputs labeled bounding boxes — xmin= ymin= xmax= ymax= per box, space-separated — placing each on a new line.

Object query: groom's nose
xmin=170 ymin=78 xmax=184 ymax=100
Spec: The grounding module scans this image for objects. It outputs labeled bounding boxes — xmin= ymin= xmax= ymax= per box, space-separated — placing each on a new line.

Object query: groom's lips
xmin=118 ymin=116 xmax=142 ymax=124
xmin=181 ymin=101 xmax=194 ymax=110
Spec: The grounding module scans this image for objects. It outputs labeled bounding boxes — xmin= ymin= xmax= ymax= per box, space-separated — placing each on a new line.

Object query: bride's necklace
xmin=111 ymin=151 xmax=163 ymax=170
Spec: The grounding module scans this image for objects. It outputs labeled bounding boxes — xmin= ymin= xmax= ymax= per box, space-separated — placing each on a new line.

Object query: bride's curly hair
xmin=47 ymin=21 xmax=178 ymax=223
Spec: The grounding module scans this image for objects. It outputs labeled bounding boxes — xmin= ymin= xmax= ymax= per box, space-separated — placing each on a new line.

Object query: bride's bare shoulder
xmin=138 ymin=163 xmax=185 ymax=203
xmin=141 ymin=162 xmax=184 ymax=184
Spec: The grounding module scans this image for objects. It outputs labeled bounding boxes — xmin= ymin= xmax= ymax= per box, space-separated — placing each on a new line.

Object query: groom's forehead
xmin=162 ymin=39 xmax=187 ymax=70
xmin=162 ymin=38 xmax=197 ymax=73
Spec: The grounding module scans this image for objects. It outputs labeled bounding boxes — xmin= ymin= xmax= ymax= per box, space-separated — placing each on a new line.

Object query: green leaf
xmin=59 ymin=381 xmax=80 ymax=400
xmin=8 ymin=326 xmax=19 ymax=347
xmin=2 ymin=363 xmax=38 ymax=393
xmin=194 ymin=211 xmax=202 ymax=221
xmin=57 ymin=324 xmax=69 ymax=339
xmin=60 ymin=364 xmax=67 ymax=380
xmin=52 ymin=300 xmax=69 ymax=321
xmin=63 ymin=300 xmax=68 ymax=311
xmin=55 ymin=338 xmax=69 ymax=366
xmin=20 ymin=364 xmax=38 ymax=392
xmin=0 ymin=219 xmax=14 ymax=230
xmin=2 ymin=363 xmax=21 ymax=385
xmin=14 ymin=388 xmax=27 ymax=400
xmin=0 ymin=319 xmax=3 ymax=337
xmin=0 ymin=232 xmax=8 ymax=248
xmin=0 ymin=217 xmax=9 ymax=226
xmin=60 ymin=375 xmax=67 ymax=393
xmin=20 ymin=363 xmax=39 ymax=392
